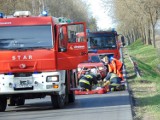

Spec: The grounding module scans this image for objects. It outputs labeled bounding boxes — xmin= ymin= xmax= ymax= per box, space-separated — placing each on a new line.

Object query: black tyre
xmin=65 ymin=93 xmax=69 ymax=105
xmin=16 ymin=98 xmax=25 ymax=106
xmin=51 ymin=95 xmax=65 ymax=109
xmin=0 ymin=97 xmax=7 ymax=112
xmin=8 ymin=97 xmax=16 ymax=106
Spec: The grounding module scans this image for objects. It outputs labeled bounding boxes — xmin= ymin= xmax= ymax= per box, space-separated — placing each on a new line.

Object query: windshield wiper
xmin=0 ymin=38 xmax=14 ymax=41
xmin=32 ymin=46 xmax=52 ymax=49
xmin=16 ymin=46 xmax=52 ymax=50
xmin=0 ymin=46 xmax=52 ymax=51
xmin=16 ymin=47 xmax=34 ymax=51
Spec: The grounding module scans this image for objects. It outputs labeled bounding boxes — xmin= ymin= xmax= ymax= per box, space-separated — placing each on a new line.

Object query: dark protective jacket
xmin=104 ymin=72 xmax=122 ymax=85
xmin=79 ymin=74 xmax=98 ymax=86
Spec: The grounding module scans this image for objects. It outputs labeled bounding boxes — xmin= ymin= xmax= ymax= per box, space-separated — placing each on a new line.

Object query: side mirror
xmin=121 ymin=36 xmax=125 ymax=46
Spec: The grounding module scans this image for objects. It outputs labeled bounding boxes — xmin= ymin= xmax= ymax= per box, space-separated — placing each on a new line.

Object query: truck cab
xmin=87 ymin=30 xmax=121 ymax=59
xmin=0 ymin=11 xmax=88 ymax=111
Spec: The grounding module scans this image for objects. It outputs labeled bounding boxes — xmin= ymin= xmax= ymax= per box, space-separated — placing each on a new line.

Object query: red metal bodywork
xmin=0 ymin=16 xmax=88 ymax=73
xmin=88 ymin=31 xmax=121 ymax=60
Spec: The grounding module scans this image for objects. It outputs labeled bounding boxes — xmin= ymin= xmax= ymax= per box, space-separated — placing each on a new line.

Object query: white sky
xmin=86 ymin=0 xmax=114 ymax=30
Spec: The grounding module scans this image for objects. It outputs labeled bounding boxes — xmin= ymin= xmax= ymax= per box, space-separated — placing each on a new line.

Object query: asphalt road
xmin=0 ymin=90 xmax=133 ymax=120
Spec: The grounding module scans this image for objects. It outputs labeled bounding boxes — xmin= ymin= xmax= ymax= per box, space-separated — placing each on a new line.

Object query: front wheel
xmin=69 ymin=91 xmax=75 ymax=103
xmin=16 ymin=98 xmax=25 ymax=106
xmin=0 ymin=96 xmax=7 ymax=112
xmin=51 ymin=94 xmax=65 ymax=109
xmin=8 ymin=97 xmax=16 ymax=106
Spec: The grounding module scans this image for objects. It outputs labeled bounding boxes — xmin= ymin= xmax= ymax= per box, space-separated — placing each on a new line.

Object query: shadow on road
xmin=66 ymin=92 xmax=130 ymax=109
xmin=3 ymin=91 xmax=130 ymax=112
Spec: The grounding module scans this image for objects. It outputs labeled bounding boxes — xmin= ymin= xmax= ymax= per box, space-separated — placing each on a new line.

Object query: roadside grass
xmin=124 ymin=39 xmax=160 ymax=120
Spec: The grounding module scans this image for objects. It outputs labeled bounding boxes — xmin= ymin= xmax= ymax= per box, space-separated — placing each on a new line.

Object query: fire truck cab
xmin=0 ymin=11 xmax=88 ymax=111
xmin=87 ymin=30 xmax=121 ymax=60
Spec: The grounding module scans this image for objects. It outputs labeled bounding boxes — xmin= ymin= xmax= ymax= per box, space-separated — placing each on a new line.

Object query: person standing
xmin=102 ymin=55 xmax=123 ymax=80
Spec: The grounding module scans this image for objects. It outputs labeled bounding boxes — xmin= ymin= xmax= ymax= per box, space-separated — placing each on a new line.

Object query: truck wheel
xmin=51 ymin=94 xmax=65 ymax=109
xmin=16 ymin=98 xmax=25 ymax=106
xmin=69 ymin=91 xmax=75 ymax=103
xmin=0 ymin=97 xmax=7 ymax=112
xmin=8 ymin=97 xmax=16 ymax=106
xmin=65 ymin=89 xmax=69 ymax=104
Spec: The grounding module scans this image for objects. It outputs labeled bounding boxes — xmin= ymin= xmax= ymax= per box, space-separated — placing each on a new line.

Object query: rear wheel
xmin=8 ymin=97 xmax=16 ymax=106
xmin=51 ymin=94 xmax=65 ymax=109
xmin=16 ymin=98 xmax=25 ymax=106
xmin=68 ymin=72 xmax=76 ymax=103
xmin=0 ymin=96 xmax=7 ymax=112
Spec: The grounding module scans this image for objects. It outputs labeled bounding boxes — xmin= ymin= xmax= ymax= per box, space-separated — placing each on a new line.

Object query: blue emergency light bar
xmin=0 ymin=12 xmax=4 ymax=18
xmin=41 ymin=10 xmax=48 ymax=16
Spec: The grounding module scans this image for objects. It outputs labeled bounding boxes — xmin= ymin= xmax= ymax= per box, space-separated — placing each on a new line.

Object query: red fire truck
xmin=0 ymin=11 xmax=88 ymax=111
xmin=87 ymin=30 xmax=122 ymax=60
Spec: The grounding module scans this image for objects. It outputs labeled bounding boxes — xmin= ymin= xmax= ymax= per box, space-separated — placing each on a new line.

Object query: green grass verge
xmin=124 ymin=39 xmax=160 ymax=120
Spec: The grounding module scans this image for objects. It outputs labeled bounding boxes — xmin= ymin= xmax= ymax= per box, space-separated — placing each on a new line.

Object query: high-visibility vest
xmin=108 ymin=59 xmax=123 ymax=79
xmin=111 ymin=60 xmax=117 ymax=73
xmin=108 ymin=64 xmax=113 ymax=73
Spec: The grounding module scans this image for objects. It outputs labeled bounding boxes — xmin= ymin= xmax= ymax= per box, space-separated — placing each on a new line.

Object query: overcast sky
xmin=86 ymin=0 xmax=114 ymax=30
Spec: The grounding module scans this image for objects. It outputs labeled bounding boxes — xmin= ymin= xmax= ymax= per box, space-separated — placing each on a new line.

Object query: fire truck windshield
xmin=88 ymin=33 xmax=117 ymax=50
xmin=0 ymin=25 xmax=53 ymax=50
xmin=89 ymin=55 xmax=101 ymax=63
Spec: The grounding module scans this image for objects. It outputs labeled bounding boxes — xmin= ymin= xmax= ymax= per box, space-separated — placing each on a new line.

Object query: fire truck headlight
xmin=98 ymin=66 xmax=104 ymax=70
xmin=77 ymin=68 xmax=82 ymax=72
xmin=47 ymin=75 xmax=59 ymax=82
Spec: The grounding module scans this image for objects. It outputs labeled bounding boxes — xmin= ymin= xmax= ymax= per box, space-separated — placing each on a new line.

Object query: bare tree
xmin=101 ymin=0 xmax=160 ymax=47
xmin=0 ymin=0 xmax=97 ymax=31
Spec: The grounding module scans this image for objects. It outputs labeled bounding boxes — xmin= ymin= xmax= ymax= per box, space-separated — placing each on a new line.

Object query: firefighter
xmin=79 ymin=68 xmax=100 ymax=91
xmin=103 ymin=72 xmax=124 ymax=91
xmin=102 ymin=55 xmax=123 ymax=80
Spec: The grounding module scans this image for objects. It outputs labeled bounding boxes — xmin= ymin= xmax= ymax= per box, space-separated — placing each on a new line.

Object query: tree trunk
xmin=152 ymin=25 xmax=156 ymax=48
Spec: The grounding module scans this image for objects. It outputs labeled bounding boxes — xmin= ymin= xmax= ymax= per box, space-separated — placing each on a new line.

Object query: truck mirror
xmin=121 ymin=36 xmax=125 ymax=46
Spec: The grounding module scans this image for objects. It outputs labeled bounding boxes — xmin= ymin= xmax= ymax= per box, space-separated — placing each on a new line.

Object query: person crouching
xmin=103 ymin=72 xmax=123 ymax=91
xmin=79 ymin=68 xmax=100 ymax=91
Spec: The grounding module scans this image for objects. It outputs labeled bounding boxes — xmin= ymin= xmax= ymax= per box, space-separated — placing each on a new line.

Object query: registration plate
xmin=14 ymin=77 xmax=33 ymax=88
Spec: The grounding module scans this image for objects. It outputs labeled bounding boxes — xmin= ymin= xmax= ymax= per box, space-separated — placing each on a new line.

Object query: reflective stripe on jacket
xmin=79 ymin=79 xmax=90 ymax=85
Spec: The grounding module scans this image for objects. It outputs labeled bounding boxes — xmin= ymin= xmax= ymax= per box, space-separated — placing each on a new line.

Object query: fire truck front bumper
xmin=0 ymin=71 xmax=66 ymax=95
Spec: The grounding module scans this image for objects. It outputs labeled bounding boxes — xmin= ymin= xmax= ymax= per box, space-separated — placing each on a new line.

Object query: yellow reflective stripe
xmin=79 ymin=79 xmax=90 ymax=85
xmin=85 ymin=75 xmax=93 ymax=79
xmin=111 ymin=83 xmax=120 ymax=86
xmin=110 ymin=73 xmax=118 ymax=80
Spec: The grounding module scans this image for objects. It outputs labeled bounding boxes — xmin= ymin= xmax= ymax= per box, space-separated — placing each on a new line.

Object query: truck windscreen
xmin=88 ymin=34 xmax=117 ymax=50
xmin=0 ymin=25 xmax=53 ymax=50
